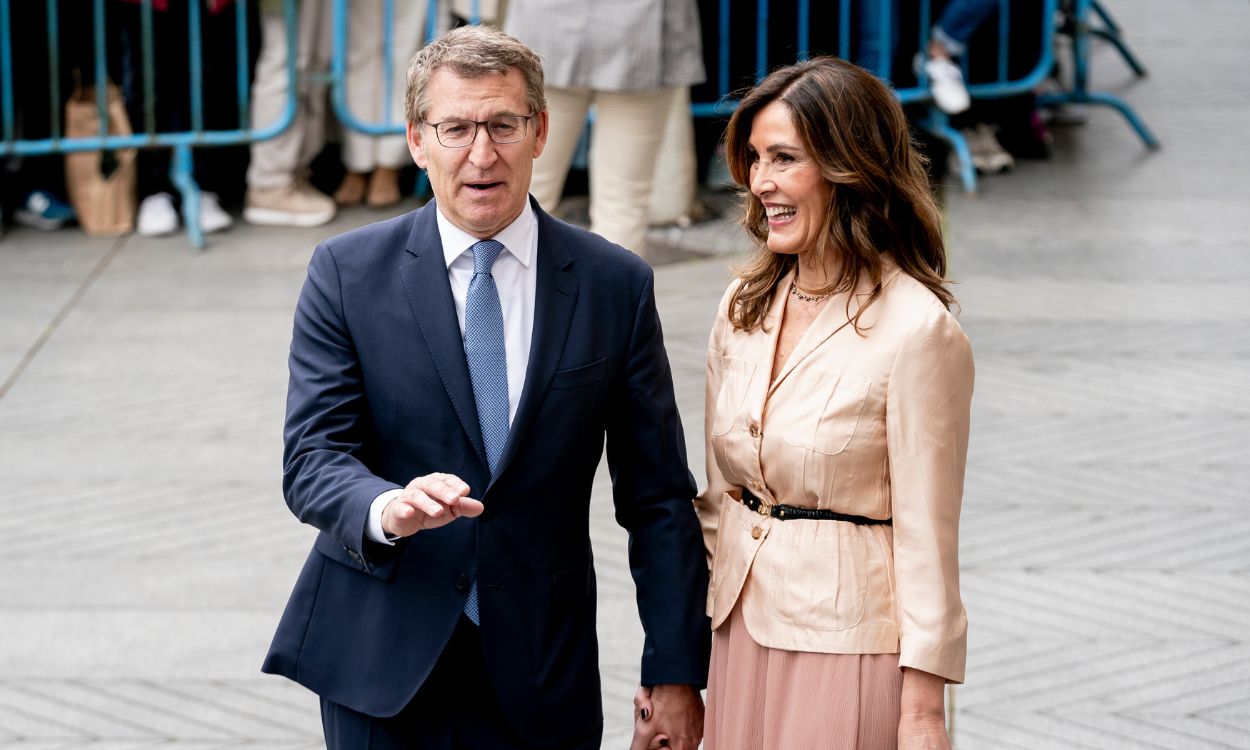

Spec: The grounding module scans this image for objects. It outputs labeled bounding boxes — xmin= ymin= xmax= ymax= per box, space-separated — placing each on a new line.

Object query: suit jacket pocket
xmin=314 ymin=532 xmax=401 ymax=582
xmin=782 ymin=370 xmax=872 ymax=455
xmin=764 ymin=526 xmax=868 ymax=631
xmin=710 ymin=356 xmax=757 ymax=436
xmin=550 ymin=357 xmax=607 ymax=390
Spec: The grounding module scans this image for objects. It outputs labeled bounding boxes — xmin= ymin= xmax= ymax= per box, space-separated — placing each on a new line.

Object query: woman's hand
xmin=898 ymin=667 xmax=950 ymax=750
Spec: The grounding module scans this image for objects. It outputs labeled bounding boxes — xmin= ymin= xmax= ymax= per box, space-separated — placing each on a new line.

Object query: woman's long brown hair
xmin=724 ymin=56 xmax=953 ymax=332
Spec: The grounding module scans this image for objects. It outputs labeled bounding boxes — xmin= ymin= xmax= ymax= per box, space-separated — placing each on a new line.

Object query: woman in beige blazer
xmin=641 ymin=57 xmax=973 ymax=749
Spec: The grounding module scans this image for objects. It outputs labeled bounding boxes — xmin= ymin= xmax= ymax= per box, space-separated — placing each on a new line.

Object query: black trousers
xmin=321 ymin=616 xmax=601 ymax=750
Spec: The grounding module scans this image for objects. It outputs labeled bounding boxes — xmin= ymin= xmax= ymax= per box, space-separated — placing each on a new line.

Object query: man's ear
xmin=531 ymin=109 xmax=549 ymax=159
xmin=407 ymin=121 xmax=428 ymax=169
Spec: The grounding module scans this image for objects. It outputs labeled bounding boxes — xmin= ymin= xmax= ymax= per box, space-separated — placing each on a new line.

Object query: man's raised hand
xmin=381 ymin=473 xmax=483 ymax=538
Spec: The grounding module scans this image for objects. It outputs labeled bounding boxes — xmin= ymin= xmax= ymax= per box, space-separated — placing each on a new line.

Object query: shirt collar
xmin=437 ymin=200 xmax=535 ymax=270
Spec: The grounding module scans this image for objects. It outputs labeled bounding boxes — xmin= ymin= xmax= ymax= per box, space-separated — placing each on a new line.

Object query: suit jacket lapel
xmin=490 ymin=203 xmax=578 ymax=488
xmin=767 ymin=269 xmax=872 ymax=398
xmin=398 ymin=201 xmax=489 ymax=471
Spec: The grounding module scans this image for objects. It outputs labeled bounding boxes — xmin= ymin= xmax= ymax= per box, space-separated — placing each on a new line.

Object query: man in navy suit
xmin=262 ymin=24 xmax=711 ymax=750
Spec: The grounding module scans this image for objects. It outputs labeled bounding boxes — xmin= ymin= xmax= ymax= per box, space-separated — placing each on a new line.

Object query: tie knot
xmin=470 ymin=239 xmax=505 ymax=275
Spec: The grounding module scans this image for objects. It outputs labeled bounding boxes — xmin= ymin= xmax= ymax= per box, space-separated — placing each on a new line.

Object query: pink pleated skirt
xmin=704 ymin=602 xmax=904 ymax=750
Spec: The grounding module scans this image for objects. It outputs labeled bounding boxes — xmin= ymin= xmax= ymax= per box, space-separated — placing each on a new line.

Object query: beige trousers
xmin=341 ymin=0 xmax=426 ymax=173
xmin=247 ymin=0 xmax=333 ymax=190
xmin=530 ymin=85 xmax=680 ymax=256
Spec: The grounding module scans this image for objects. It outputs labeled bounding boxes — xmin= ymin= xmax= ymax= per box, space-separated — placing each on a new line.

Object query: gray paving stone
xmin=1 ymin=0 xmax=1246 ymax=747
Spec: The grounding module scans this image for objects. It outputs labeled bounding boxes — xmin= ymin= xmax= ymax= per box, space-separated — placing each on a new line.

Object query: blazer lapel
xmin=398 ymin=201 xmax=489 ymax=471
xmin=767 ymin=270 xmax=868 ymax=398
xmin=490 ymin=204 xmax=578 ymax=488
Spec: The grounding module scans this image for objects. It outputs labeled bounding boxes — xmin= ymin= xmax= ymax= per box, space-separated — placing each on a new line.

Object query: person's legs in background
xmin=924 ymin=0 xmax=999 ymax=114
xmin=336 ymin=0 xmax=425 ymax=209
xmin=527 ymin=86 xmax=592 ymax=215
xmin=244 ymin=0 xmax=336 ymax=227
xmin=586 ymin=86 xmax=673 ymax=258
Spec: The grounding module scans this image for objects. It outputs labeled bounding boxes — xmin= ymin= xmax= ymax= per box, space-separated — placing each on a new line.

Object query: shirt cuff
xmin=367 ymin=489 xmax=404 ymax=545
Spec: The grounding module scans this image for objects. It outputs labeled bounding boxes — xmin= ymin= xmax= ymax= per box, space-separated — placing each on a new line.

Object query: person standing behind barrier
xmin=637 ymin=57 xmax=973 ymax=749
xmin=332 ymin=0 xmax=427 ymax=210
xmin=922 ymin=0 xmax=1001 ymax=114
xmin=244 ymin=0 xmax=336 ymax=227
xmin=503 ymin=0 xmax=705 ymax=260
xmin=111 ymin=0 xmax=247 ymax=236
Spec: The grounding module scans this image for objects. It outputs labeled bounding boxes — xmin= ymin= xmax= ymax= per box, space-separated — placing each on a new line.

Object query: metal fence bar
xmin=92 ymin=0 xmax=108 ymax=139
xmin=797 ymin=0 xmax=810 ymax=60
xmin=382 ymin=0 xmax=394 ymax=128
xmin=47 ymin=0 xmax=61 ymax=141
xmin=142 ymin=0 xmax=156 ymax=137
xmin=0 ymin=0 xmax=13 ymax=145
xmin=236 ymin=0 xmax=251 ymax=131
xmin=188 ymin=0 xmax=204 ymax=134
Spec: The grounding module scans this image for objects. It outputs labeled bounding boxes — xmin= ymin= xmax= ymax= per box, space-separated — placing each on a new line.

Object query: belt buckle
xmin=756 ymin=498 xmax=772 ymax=517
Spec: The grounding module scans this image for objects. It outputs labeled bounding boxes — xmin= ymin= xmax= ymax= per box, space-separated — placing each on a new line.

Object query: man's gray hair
xmin=404 ymin=25 xmax=546 ymax=123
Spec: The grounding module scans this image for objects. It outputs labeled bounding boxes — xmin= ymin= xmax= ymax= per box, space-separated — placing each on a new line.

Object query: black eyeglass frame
xmin=421 ymin=113 xmax=536 ymax=148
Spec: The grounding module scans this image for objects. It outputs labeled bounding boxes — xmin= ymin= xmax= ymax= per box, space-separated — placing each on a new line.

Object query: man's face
xmin=407 ymin=68 xmax=548 ymax=239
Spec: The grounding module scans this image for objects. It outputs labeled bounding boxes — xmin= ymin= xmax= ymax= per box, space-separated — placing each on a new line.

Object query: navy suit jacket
xmin=262 ymin=198 xmax=711 ymax=746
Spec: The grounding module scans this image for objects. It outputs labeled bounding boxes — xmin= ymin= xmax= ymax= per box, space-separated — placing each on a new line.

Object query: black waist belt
xmin=740 ymin=487 xmax=892 ymax=525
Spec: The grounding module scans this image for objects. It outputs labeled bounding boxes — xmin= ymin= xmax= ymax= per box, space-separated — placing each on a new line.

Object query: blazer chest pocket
xmin=782 ymin=370 xmax=872 ymax=455
xmin=710 ymin=356 xmax=757 ymax=436
xmin=550 ymin=357 xmax=607 ymax=390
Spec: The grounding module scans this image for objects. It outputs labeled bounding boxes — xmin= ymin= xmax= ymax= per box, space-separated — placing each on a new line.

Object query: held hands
xmin=630 ymin=684 xmax=704 ymax=750
xmin=381 ymin=473 xmax=484 ymax=538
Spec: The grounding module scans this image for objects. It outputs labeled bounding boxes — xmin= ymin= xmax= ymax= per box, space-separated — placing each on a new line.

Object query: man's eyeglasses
xmin=423 ymin=114 xmax=534 ymax=148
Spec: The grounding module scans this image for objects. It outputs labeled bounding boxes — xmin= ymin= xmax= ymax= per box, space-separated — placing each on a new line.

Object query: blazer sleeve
xmin=886 ymin=305 xmax=974 ymax=684
xmin=692 ymin=283 xmax=737 ymax=567
xmin=282 ymin=244 xmax=403 ymax=558
xmin=605 ymin=268 xmax=711 ymax=688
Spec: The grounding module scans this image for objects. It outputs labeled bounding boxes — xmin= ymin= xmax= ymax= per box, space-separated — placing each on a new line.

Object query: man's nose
xmin=467 ymin=126 xmax=498 ymax=168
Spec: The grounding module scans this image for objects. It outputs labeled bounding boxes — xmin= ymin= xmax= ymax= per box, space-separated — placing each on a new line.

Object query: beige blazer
xmin=694 ymin=260 xmax=973 ymax=684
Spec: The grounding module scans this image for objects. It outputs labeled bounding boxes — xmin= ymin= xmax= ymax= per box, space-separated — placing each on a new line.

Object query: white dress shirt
xmin=367 ymin=202 xmax=539 ymax=544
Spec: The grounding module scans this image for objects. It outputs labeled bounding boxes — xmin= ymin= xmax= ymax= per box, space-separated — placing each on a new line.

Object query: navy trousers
xmin=320 ymin=616 xmax=602 ymax=750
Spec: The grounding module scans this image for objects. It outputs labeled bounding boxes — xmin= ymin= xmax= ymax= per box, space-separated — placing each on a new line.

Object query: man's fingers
xmin=454 ymin=497 xmax=485 ymax=517
xmin=408 ymin=473 xmax=471 ymax=504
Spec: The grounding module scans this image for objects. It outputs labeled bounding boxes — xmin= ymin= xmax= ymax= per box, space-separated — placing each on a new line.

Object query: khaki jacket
xmin=694 ymin=260 xmax=973 ymax=683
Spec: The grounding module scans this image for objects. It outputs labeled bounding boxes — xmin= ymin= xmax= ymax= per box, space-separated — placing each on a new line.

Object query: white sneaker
xmin=924 ymin=56 xmax=971 ymax=115
xmin=137 ymin=192 xmax=180 ymax=236
xmin=199 ymin=192 xmax=234 ymax=234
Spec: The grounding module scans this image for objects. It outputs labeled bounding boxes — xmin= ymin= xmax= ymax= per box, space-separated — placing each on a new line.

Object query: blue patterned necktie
xmin=462 ymin=239 xmax=509 ymax=625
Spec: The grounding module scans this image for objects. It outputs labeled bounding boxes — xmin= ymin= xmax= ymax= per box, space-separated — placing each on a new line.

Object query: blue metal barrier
xmin=0 ymin=0 xmax=300 ymax=248
xmin=685 ymin=0 xmax=1156 ymax=193
xmin=1038 ymin=0 xmax=1158 ymax=150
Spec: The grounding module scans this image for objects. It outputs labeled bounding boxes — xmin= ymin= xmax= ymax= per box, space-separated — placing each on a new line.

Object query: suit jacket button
xmin=455 ymin=574 xmax=470 ymax=592
xmin=751 ymin=527 xmax=762 ymax=540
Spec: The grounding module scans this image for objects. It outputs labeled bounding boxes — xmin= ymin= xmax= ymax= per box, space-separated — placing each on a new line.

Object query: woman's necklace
xmin=789 ymin=281 xmax=832 ymax=303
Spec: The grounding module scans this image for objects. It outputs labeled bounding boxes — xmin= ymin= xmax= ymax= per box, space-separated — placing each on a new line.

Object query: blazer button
xmin=748 ymin=424 xmax=760 ymax=438
xmin=751 ymin=527 xmax=762 ymax=540
xmin=455 ymin=574 xmax=470 ymax=592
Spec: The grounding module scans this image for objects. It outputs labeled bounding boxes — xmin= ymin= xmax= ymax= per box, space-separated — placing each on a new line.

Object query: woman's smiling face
xmin=747 ymin=100 xmax=832 ymax=257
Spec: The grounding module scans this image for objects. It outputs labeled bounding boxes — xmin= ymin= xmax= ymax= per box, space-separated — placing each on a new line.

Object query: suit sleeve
xmin=886 ymin=305 xmax=974 ymax=684
xmin=282 ymin=244 xmax=402 ymax=559
xmin=605 ymin=269 xmax=712 ymax=688
xmin=692 ymin=284 xmax=737 ymax=568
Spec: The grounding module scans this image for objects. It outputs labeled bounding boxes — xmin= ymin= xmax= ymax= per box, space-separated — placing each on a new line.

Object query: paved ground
xmin=1 ymin=1 xmax=1247 ymax=747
